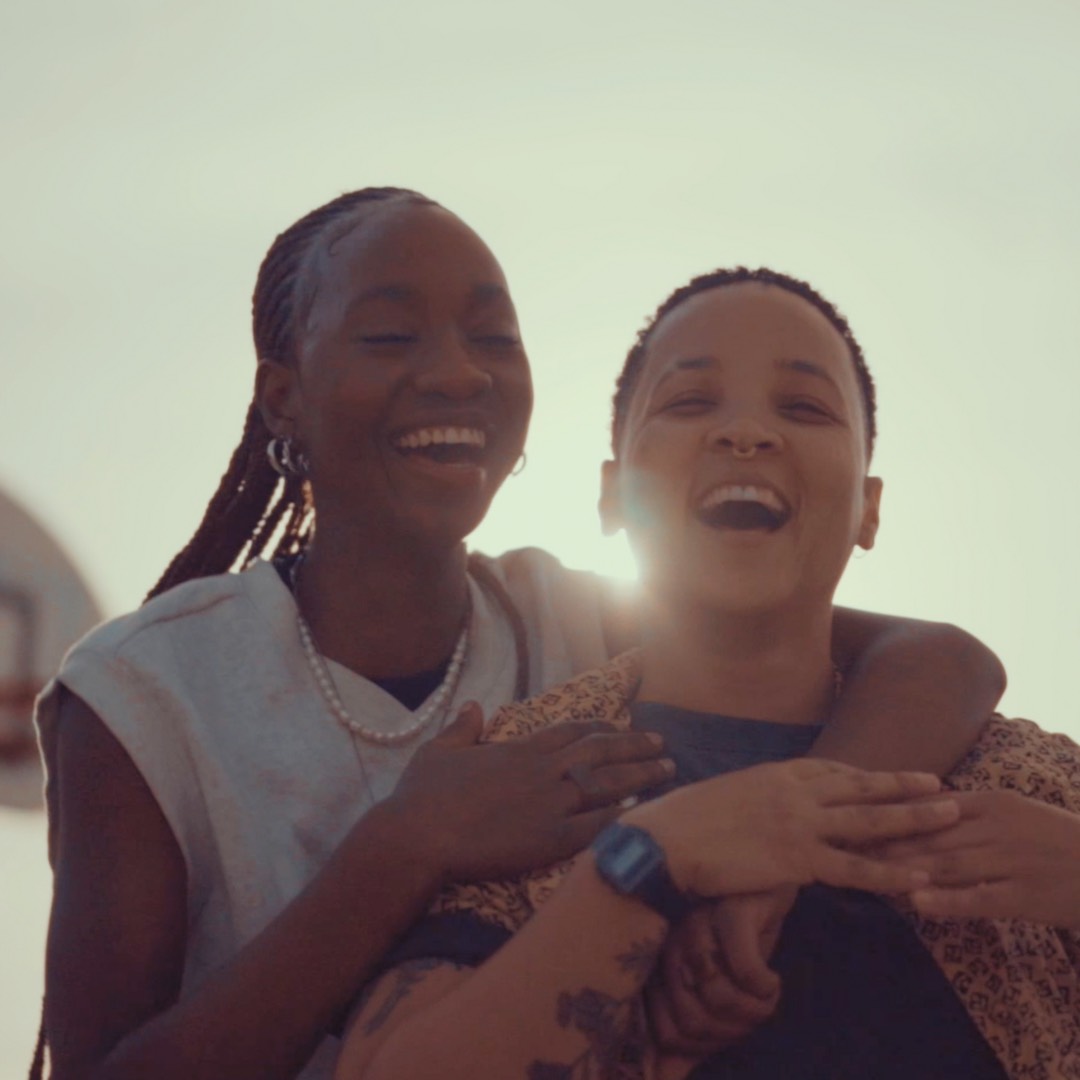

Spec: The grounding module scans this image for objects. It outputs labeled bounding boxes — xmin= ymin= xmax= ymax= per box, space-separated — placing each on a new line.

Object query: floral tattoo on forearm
xmin=526 ymin=936 xmax=662 ymax=1079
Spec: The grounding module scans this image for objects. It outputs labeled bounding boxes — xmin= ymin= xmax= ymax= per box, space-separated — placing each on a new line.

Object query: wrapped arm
xmin=818 ymin=609 xmax=1005 ymax=773
xmin=336 ymin=761 xmax=956 ymax=1080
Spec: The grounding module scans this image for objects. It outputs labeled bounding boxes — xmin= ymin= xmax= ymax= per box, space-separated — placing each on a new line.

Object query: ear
xmin=255 ymin=359 xmax=301 ymax=438
xmin=598 ymin=459 xmax=624 ymax=537
xmin=857 ymin=475 xmax=883 ymax=550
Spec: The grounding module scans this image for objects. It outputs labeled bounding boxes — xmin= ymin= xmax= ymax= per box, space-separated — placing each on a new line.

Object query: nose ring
xmin=732 ymin=445 xmax=757 ymax=460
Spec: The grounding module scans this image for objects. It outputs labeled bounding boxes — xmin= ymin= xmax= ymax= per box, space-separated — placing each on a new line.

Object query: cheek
xmin=620 ymin=438 xmax=693 ymax=531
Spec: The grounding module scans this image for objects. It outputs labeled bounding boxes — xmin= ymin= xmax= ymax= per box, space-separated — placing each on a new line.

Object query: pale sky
xmin=2 ymin=0 xmax=1078 ymax=1069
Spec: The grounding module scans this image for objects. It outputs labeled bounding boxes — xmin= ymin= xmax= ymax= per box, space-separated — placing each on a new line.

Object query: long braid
xmin=146 ymin=186 xmax=434 ymax=602
xmin=32 ymin=189 xmax=439 ymax=1079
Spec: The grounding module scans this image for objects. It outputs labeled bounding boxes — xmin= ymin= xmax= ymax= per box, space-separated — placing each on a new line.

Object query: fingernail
xmin=645 ymin=732 xmax=664 ymax=748
xmin=909 ymin=869 xmax=931 ymax=887
xmin=660 ymin=758 xmax=676 ymax=776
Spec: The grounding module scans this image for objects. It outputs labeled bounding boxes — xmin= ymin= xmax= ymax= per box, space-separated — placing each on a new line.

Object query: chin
xmin=412 ymin=500 xmax=495 ymax=552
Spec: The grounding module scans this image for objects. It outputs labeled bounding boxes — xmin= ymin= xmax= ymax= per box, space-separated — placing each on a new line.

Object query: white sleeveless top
xmin=35 ymin=548 xmax=611 ymax=1078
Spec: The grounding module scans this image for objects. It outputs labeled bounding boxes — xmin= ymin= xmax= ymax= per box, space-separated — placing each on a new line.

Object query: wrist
xmin=622 ymin=801 xmax=696 ymax=896
xmin=357 ymin=796 xmax=447 ymax=899
xmin=593 ymin=819 xmax=695 ymax=923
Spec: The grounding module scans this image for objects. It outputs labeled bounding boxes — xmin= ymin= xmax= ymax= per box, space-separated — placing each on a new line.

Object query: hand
xmin=647 ymin=889 xmax=794 ymax=1058
xmin=879 ymin=790 xmax=1080 ymax=929
xmin=388 ymin=703 xmax=675 ymax=882
xmin=627 ymin=759 xmax=960 ymax=899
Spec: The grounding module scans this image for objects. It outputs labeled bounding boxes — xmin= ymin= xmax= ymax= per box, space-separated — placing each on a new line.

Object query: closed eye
xmin=781 ymin=399 xmax=836 ymax=421
xmin=662 ymin=395 xmax=715 ymax=415
xmin=360 ymin=333 xmax=416 ymax=345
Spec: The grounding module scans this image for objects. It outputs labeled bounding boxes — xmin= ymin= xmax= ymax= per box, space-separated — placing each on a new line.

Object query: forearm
xmin=82 ymin=800 xmax=440 ymax=1080
xmin=355 ymin=856 xmax=666 ymax=1080
xmin=817 ymin=610 xmax=1005 ymax=774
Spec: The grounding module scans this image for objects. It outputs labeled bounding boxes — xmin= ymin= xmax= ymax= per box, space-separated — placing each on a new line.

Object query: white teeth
xmin=394 ymin=427 xmax=487 ymax=450
xmin=699 ymin=484 xmax=786 ymax=513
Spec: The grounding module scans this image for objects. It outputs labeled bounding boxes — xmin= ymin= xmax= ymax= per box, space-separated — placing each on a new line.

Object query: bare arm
xmin=45 ymin=693 xmax=440 ymax=1080
xmin=337 ymin=761 xmax=957 ymax=1080
xmin=601 ymin=587 xmax=1006 ymax=776
xmin=820 ymin=609 xmax=1006 ymax=774
xmin=45 ymin=695 xmax=671 ymax=1079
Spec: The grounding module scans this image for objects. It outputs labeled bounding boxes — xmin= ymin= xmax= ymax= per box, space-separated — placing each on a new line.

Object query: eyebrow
xmin=776 ymin=357 xmax=842 ymax=392
xmin=652 ymin=355 xmax=717 ymax=388
xmin=653 ymin=355 xmax=841 ymax=393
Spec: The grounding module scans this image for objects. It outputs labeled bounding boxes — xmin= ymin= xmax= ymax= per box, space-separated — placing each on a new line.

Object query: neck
xmin=292 ymin=526 xmax=470 ymax=680
xmin=636 ymin=591 xmax=835 ymax=725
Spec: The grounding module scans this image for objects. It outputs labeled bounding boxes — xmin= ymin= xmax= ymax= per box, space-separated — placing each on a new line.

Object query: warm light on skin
xmin=601 ymin=282 xmax=882 ymax=625
xmin=257 ymin=202 xmax=534 ymax=557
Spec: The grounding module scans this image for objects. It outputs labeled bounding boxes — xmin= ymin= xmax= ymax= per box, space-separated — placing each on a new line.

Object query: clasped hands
xmin=647 ymin=788 xmax=1080 ymax=1070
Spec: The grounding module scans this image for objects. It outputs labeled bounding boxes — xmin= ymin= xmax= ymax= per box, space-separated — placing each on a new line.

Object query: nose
xmin=413 ymin=336 xmax=494 ymax=401
xmin=707 ymin=414 xmax=782 ymax=459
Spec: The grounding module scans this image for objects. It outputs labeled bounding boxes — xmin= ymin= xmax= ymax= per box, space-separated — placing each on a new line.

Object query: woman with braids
xmin=36 ymin=190 xmax=1009 ymax=1079
xmin=335 ymin=268 xmax=1080 ymax=1080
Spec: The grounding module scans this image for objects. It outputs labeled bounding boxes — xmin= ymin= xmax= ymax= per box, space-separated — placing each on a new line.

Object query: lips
xmin=696 ymin=482 xmax=792 ymax=532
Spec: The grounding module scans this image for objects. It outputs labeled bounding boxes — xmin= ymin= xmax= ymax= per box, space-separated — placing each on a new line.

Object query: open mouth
xmin=697 ymin=484 xmax=791 ymax=532
xmin=392 ymin=426 xmax=487 ymax=467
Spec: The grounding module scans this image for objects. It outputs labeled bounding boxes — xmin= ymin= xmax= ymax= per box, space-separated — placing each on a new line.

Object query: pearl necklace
xmin=290 ymin=557 xmax=471 ymax=746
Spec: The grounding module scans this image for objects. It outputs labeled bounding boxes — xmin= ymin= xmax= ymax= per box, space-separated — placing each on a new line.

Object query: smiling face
xmin=602 ymin=281 xmax=882 ymax=619
xmin=258 ymin=200 xmax=533 ymax=551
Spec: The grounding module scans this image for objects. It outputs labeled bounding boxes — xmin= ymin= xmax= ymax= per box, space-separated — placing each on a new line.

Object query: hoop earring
xmin=511 ymin=452 xmax=527 ymax=477
xmin=267 ymin=436 xmax=309 ymax=479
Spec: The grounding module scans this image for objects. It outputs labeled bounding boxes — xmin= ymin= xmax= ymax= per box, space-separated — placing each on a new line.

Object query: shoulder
xmin=948 ymin=715 xmax=1080 ymax=808
xmin=483 ymin=651 xmax=641 ymax=743
xmin=470 ymin=547 xmax=640 ymax=675
xmin=56 ymin=561 xmax=287 ymax=681
xmin=471 ymin=546 xmax=602 ymax=596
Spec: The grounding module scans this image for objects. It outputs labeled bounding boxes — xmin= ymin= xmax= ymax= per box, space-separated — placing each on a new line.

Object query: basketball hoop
xmin=0 ymin=486 xmax=102 ymax=810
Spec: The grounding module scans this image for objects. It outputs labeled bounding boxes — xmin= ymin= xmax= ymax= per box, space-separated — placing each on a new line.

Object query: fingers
xmin=810 ymin=766 xmax=943 ymax=807
xmin=433 ymin=700 xmax=485 ymax=745
xmin=911 ymin=881 xmax=1014 ymax=921
xmin=649 ymin=939 xmax=774 ymax=1054
xmin=711 ymin=904 xmax=780 ymax=1001
xmin=895 ymin=847 xmax=1008 ymax=888
xmin=814 ymin=847 xmax=932 ymax=894
xmin=645 ymin=978 xmax=721 ymax=1056
xmin=557 ymin=729 xmax=667 ymax=770
xmin=574 ymin=758 xmax=676 ymax=809
xmin=551 ymin=727 xmax=670 ymax=811
xmin=526 ymin=719 xmax=622 ymax=752
xmin=821 ymin=797 xmax=960 ymax=846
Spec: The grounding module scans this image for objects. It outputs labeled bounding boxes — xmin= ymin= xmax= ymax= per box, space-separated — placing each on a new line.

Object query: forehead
xmin=644 ymin=282 xmax=851 ymax=375
xmin=621 ymin=281 xmax=866 ymax=446
xmin=302 ymin=202 xmax=510 ymax=327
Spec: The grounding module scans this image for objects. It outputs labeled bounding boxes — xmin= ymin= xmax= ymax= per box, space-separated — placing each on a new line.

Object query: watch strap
xmin=591 ymin=821 xmax=693 ymax=924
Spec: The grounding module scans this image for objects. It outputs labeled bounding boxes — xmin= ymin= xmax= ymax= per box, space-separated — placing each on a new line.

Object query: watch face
xmin=605 ymin=831 xmax=659 ymax=890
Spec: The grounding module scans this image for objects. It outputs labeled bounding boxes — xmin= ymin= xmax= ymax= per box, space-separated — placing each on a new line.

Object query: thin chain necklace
xmin=290 ymin=555 xmax=471 ymax=746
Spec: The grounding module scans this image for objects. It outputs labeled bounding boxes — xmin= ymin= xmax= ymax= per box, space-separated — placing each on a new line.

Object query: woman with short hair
xmin=335 ymin=267 xmax=1080 ymax=1080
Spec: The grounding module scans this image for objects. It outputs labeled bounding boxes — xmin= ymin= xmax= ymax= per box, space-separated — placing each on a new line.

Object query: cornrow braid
xmin=611 ymin=266 xmax=877 ymax=458
xmin=146 ymin=186 xmax=436 ymax=602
